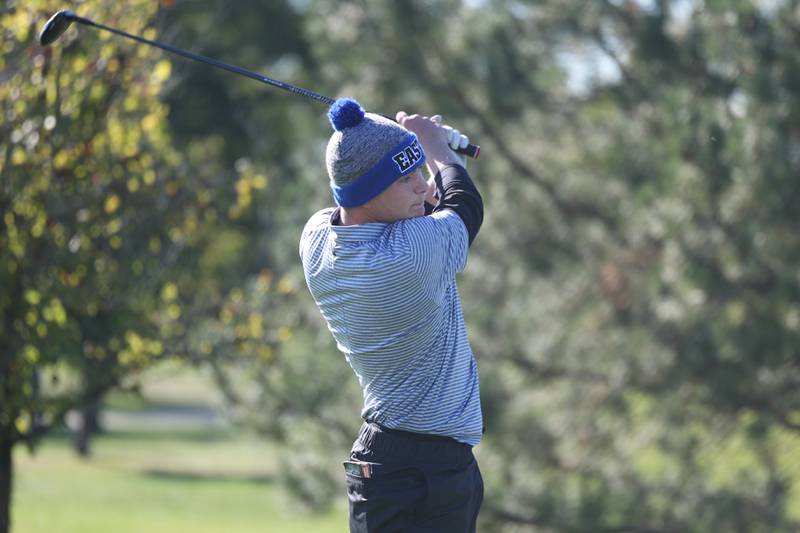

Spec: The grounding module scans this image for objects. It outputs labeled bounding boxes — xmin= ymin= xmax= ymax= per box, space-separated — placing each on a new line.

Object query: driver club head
xmin=39 ymin=10 xmax=77 ymax=46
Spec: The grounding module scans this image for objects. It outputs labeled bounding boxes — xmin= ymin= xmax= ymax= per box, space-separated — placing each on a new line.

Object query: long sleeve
xmin=432 ymin=164 xmax=483 ymax=246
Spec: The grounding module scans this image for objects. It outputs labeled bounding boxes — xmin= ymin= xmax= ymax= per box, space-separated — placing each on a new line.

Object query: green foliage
xmin=441 ymin=1 xmax=800 ymax=531
xmin=2 ymin=0 xmax=177 ymax=448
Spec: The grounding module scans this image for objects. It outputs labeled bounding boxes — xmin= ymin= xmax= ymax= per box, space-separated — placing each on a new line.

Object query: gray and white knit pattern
xmin=325 ymin=113 xmax=409 ymax=186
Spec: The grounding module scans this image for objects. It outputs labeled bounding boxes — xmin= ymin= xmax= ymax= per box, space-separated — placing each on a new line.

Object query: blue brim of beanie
xmin=331 ymin=133 xmax=426 ymax=208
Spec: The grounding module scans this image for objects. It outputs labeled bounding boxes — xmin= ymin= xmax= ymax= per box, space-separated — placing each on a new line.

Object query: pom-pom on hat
xmin=328 ymin=98 xmax=365 ymax=131
xmin=326 ymin=98 xmax=426 ymax=208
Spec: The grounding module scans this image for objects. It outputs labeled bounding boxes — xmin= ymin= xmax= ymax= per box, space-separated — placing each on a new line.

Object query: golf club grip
xmin=380 ymin=115 xmax=480 ymax=159
xmin=457 ymin=143 xmax=480 ymax=159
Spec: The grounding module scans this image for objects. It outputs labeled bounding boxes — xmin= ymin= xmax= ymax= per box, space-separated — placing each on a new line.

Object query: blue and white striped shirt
xmin=299 ymin=208 xmax=482 ymax=446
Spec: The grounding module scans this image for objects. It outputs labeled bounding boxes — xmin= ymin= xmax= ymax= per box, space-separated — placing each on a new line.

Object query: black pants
xmin=345 ymin=422 xmax=483 ymax=533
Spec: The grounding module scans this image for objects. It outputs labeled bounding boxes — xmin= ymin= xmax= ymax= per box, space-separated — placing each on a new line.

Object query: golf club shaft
xmin=53 ymin=12 xmax=480 ymax=159
xmin=67 ymin=13 xmax=335 ymax=105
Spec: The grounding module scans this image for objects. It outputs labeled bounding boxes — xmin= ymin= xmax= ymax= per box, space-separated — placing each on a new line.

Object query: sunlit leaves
xmin=150 ymin=59 xmax=171 ymax=84
xmin=0 ymin=0 xmax=192 ymax=455
xmin=24 ymin=290 xmax=41 ymax=306
xmin=160 ymin=282 xmax=178 ymax=302
xmin=118 ymin=330 xmax=164 ymax=368
xmin=103 ymin=194 xmax=120 ymax=214
xmin=228 ymin=158 xmax=270 ymax=219
xmin=275 ymin=274 xmax=295 ymax=295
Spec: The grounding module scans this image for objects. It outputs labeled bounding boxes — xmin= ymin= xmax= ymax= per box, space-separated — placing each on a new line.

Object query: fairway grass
xmin=13 ymin=427 xmax=347 ymax=533
xmin=13 ymin=360 xmax=347 ymax=533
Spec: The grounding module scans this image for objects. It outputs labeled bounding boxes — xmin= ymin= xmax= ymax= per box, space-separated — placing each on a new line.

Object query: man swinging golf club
xmin=40 ymin=10 xmax=486 ymax=529
xmin=299 ymin=98 xmax=484 ymax=532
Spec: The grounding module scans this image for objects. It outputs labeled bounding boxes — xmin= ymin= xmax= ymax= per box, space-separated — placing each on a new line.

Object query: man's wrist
xmin=428 ymin=156 xmax=466 ymax=175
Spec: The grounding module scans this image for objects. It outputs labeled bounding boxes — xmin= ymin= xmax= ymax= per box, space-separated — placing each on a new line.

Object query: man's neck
xmin=339 ymin=207 xmax=378 ymax=226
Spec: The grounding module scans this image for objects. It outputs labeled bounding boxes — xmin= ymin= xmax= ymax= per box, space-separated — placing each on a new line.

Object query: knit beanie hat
xmin=326 ymin=98 xmax=426 ymax=208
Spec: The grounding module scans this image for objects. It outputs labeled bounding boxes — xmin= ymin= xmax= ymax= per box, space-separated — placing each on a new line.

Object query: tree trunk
xmin=0 ymin=437 xmax=12 ymax=533
xmin=74 ymin=402 xmax=102 ymax=458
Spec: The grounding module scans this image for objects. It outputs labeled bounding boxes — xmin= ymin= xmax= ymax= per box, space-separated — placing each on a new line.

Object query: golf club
xmin=39 ymin=10 xmax=481 ymax=159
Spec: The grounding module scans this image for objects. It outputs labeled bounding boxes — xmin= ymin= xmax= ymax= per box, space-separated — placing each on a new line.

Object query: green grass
xmin=12 ymin=361 xmax=347 ymax=533
xmin=13 ymin=428 xmax=347 ymax=533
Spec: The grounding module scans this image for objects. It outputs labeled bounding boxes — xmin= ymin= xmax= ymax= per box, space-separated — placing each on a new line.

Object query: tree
xmin=424 ymin=1 xmax=800 ymax=530
xmin=0 ymin=2 xmax=201 ymax=530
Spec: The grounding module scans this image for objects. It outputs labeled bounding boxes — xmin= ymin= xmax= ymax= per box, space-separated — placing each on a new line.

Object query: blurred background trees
xmin=2 ymin=1 xmax=799 ymax=532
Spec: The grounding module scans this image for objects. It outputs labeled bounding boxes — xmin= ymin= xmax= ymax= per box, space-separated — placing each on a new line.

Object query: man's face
xmin=363 ymin=169 xmax=429 ymax=222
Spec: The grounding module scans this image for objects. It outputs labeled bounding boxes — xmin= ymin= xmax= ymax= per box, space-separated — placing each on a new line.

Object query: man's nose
xmin=413 ymin=174 xmax=428 ymax=193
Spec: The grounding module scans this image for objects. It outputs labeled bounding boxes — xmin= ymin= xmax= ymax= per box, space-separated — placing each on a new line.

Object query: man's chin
xmin=410 ymin=203 xmax=426 ymax=216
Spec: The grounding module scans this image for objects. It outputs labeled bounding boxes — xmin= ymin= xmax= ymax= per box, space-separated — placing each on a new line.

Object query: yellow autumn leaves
xmin=22 ymin=290 xmax=69 ymax=343
xmin=229 ymin=158 xmax=269 ymax=219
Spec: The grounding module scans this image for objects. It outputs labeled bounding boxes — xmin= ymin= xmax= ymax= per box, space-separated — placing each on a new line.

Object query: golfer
xmin=299 ymin=98 xmax=484 ymax=532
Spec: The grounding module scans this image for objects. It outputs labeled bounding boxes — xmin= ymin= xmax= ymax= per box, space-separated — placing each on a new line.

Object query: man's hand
xmin=431 ymin=115 xmax=470 ymax=168
xmin=395 ymin=112 xmax=469 ymax=176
